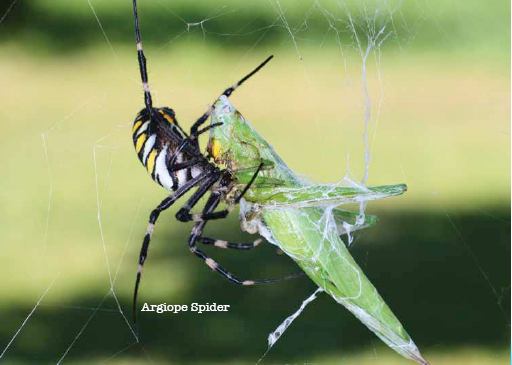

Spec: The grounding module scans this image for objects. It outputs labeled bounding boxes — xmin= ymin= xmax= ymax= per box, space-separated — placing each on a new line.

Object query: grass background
xmin=0 ymin=0 xmax=510 ymax=364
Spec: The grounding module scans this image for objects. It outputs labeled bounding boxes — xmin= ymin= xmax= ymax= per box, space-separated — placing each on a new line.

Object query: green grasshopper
xmin=208 ymin=95 xmax=429 ymax=365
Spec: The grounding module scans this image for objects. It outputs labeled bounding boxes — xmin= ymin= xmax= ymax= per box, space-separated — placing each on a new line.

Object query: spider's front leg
xmin=189 ymin=55 xmax=274 ymax=136
xmin=168 ymin=56 xmax=274 ymax=175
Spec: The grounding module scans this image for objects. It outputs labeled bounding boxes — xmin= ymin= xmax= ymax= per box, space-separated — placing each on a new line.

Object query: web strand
xmin=0 ymin=274 xmax=60 ymax=359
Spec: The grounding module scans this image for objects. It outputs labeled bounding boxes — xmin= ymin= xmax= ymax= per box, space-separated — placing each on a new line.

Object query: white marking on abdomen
xmin=136 ymin=121 xmax=149 ymax=136
xmin=142 ymin=134 xmax=156 ymax=164
xmin=154 ymin=147 xmax=174 ymax=191
xmin=176 ymin=153 xmax=187 ymax=187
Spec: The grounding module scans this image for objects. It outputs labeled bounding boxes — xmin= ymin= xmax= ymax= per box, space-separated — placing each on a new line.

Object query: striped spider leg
xmin=187 ymin=168 xmax=305 ymax=287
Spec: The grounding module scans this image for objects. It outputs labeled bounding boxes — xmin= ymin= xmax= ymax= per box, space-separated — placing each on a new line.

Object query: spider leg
xmin=167 ymin=123 xmax=223 ymax=180
xmin=132 ymin=0 xmax=153 ymax=113
xmin=168 ymin=157 xmax=206 ymax=172
xmin=197 ymin=236 xmax=262 ymax=250
xmin=167 ymin=124 xmax=221 ymax=189
xmin=174 ymin=169 xmax=223 ymax=222
xmin=169 ymin=56 xmax=274 ymax=166
xmin=176 ymin=209 xmax=229 ymax=223
xmin=177 ymin=162 xmax=263 ymax=222
xmin=185 ymin=164 xmax=264 ymax=247
xmin=234 ymin=162 xmax=263 ymax=204
xmin=190 ymin=55 xmax=274 ymax=135
xmin=168 ymin=57 xmax=275 ymax=164
xmin=189 ymin=192 xmax=305 ymax=286
xmin=133 ymin=168 xmax=219 ymax=323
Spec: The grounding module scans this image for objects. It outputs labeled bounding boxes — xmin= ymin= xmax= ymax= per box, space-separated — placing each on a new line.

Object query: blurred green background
xmin=0 ymin=0 xmax=510 ymax=364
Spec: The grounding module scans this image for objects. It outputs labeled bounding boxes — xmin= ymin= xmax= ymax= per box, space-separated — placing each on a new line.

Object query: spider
xmin=130 ymin=0 xmax=303 ymax=322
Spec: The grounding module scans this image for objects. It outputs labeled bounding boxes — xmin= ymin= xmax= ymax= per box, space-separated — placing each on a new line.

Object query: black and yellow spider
xmin=130 ymin=0 xmax=302 ymax=322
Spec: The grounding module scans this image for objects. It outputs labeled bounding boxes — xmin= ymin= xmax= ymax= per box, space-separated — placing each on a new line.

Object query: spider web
xmin=0 ymin=0 xmax=509 ymax=364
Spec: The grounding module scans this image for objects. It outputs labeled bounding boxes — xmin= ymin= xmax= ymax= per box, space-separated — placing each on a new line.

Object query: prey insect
xmin=130 ymin=0 xmax=302 ymax=323
xmin=207 ymin=97 xmax=428 ymax=364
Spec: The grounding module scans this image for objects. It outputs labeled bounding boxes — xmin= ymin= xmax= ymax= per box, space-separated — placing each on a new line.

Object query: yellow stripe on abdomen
xmin=132 ymin=120 xmax=143 ymax=135
xmin=159 ymin=110 xmax=174 ymax=124
xmin=146 ymin=149 xmax=158 ymax=174
xmin=135 ymin=133 xmax=147 ymax=153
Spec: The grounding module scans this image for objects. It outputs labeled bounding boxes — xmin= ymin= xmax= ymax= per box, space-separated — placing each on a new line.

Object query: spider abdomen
xmin=132 ymin=109 xmax=204 ymax=191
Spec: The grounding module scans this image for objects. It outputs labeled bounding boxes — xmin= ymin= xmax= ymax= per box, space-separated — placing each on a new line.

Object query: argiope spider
xmin=130 ymin=0 xmax=303 ymax=322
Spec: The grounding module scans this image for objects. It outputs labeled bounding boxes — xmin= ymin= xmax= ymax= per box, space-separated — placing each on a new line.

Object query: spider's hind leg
xmin=188 ymin=191 xmax=305 ymax=286
xmin=197 ymin=236 xmax=263 ymax=250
